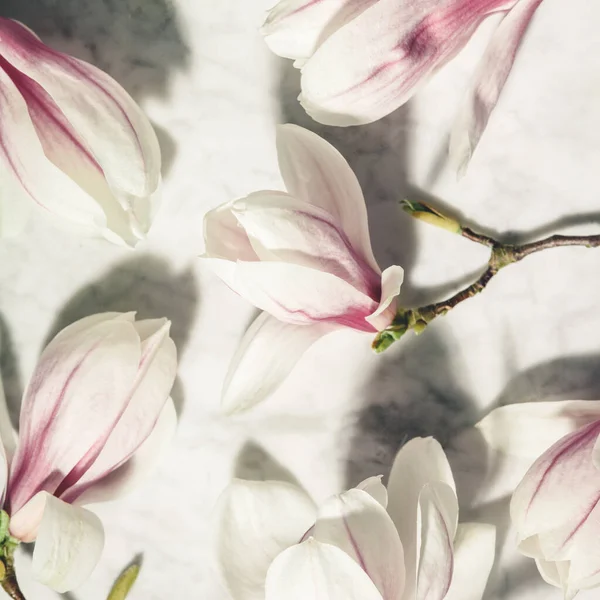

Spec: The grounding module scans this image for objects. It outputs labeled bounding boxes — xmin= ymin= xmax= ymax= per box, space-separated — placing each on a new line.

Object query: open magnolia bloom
xmin=477 ymin=401 xmax=600 ymax=599
xmin=218 ymin=437 xmax=495 ymax=600
xmin=262 ymin=0 xmax=545 ymax=172
xmin=0 ymin=312 xmax=177 ymax=593
xmin=201 ymin=124 xmax=403 ymax=412
xmin=0 ymin=18 xmax=161 ymax=245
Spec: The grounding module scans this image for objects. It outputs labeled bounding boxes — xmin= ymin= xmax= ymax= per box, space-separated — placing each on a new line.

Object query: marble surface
xmin=0 ymin=0 xmax=599 ymax=598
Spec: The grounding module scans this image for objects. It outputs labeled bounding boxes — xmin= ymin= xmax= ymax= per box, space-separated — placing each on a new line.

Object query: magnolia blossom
xmin=201 ymin=124 xmax=403 ymax=412
xmin=218 ymin=437 xmax=495 ymax=600
xmin=0 ymin=18 xmax=161 ymax=245
xmin=478 ymin=400 xmax=600 ymax=598
xmin=262 ymin=0 xmax=545 ymax=172
xmin=0 ymin=312 xmax=177 ymax=592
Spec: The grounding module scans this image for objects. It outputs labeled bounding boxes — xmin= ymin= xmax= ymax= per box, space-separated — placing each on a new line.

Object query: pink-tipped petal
xmin=7 ymin=318 xmax=141 ymax=514
xmin=300 ymin=0 xmax=517 ymax=126
xmin=276 ymin=125 xmax=379 ymax=272
xmin=265 ymin=538 xmax=384 ymax=600
xmin=313 ymin=488 xmax=405 ymax=600
xmin=365 ymin=265 xmax=404 ymax=331
xmin=31 ymin=494 xmax=104 ymax=592
xmin=222 ymin=312 xmax=333 ymax=414
xmin=262 ymin=0 xmax=377 ymax=63
xmin=450 ymin=0 xmax=545 ymax=174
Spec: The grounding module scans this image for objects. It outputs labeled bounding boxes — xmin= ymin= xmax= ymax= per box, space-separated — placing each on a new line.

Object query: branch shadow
xmin=0 ymin=314 xmax=22 ymax=432
xmin=46 ymin=255 xmax=199 ymax=415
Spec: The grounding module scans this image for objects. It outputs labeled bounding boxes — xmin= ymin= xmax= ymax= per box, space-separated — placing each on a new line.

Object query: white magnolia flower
xmin=0 ymin=18 xmax=161 ymax=245
xmin=0 ymin=312 xmax=177 ymax=592
xmin=201 ymin=124 xmax=403 ymax=413
xmin=218 ymin=437 xmax=496 ymax=600
xmin=262 ymin=0 xmax=545 ymax=172
xmin=478 ymin=401 xmax=600 ymax=599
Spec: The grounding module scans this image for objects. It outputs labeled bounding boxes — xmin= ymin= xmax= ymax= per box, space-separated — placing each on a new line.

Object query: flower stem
xmin=1 ymin=559 xmax=26 ymax=600
xmin=372 ymin=201 xmax=600 ymax=352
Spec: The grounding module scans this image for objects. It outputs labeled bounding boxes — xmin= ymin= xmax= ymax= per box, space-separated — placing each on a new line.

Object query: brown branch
xmin=1 ymin=562 xmax=26 ymax=600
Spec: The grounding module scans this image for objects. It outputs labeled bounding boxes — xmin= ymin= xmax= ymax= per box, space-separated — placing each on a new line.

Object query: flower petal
xmin=477 ymin=401 xmax=600 ymax=460
xmin=443 ymin=523 xmax=496 ymax=600
xmin=356 ymin=475 xmax=388 ymax=508
xmin=218 ymin=479 xmax=317 ymax=600
xmin=222 ymin=312 xmax=333 ymax=414
xmin=299 ymin=0 xmax=517 ymax=126
xmin=449 ymin=0 xmax=544 ymax=174
xmin=60 ymin=319 xmax=176 ymax=503
xmin=0 ymin=19 xmax=160 ymax=209
xmin=276 ymin=125 xmax=379 ymax=273
xmin=313 ymin=488 xmax=405 ymax=600
xmin=265 ymin=538 xmax=384 ymax=600
xmin=365 ymin=265 xmax=404 ymax=331
xmin=386 ymin=437 xmax=456 ymax=600
xmin=31 ymin=494 xmax=104 ymax=592
xmin=7 ymin=317 xmax=141 ymax=514
xmin=262 ymin=0 xmax=377 ymax=63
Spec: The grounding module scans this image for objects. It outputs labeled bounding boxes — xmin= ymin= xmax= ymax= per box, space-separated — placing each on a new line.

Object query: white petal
xmin=450 ymin=0 xmax=544 ymax=175
xmin=218 ymin=479 xmax=317 ymax=600
xmin=365 ymin=265 xmax=404 ymax=331
xmin=299 ymin=0 xmax=517 ymax=126
xmin=313 ymin=488 xmax=404 ymax=600
xmin=31 ymin=494 xmax=104 ymax=592
xmin=265 ymin=538 xmax=384 ymax=600
xmin=386 ymin=438 xmax=456 ymax=600
xmin=444 ymin=523 xmax=496 ymax=600
xmin=356 ymin=476 xmax=388 ymax=508
xmin=416 ymin=483 xmax=459 ymax=600
xmin=222 ymin=312 xmax=333 ymax=414
xmin=276 ymin=125 xmax=379 ymax=273
xmin=477 ymin=401 xmax=600 ymax=460
xmin=262 ymin=0 xmax=377 ymax=62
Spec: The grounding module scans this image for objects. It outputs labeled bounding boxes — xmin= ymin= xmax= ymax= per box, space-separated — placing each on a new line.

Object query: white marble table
xmin=0 ymin=0 xmax=598 ymax=598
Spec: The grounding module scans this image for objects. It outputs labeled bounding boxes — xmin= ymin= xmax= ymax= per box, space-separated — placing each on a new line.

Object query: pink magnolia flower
xmin=0 ymin=18 xmax=161 ymax=245
xmin=478 ymin=400 xmax=600 ymax=598
xmin=217 ymin=437 xmax=496 ymax=600
xmin=201 ymin=124 xmax=403 ymax=412
xmin=0 ymin=312 xmax=177 ymax=592
xmin=262 ymin=0 xmax=545 ymax=172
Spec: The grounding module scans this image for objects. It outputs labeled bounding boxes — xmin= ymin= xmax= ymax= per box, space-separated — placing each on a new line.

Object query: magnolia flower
xmin=0 ymin=18 xmax=161 ymax=245
xmin=262 ymin=0 xmax=545 ymax=172
xmin=218 ymin=437 xmax=496 ymax=600
xmin=478 ymin=401 xmax=600 ymax=598
xmin=0 ymin=312 xmax=177 ymax=592
xmin=201 ymin=124 xmax=403 ymax=412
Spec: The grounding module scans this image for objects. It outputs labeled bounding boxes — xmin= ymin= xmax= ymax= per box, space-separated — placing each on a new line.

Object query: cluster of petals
xmin=0 ymin=312 xmax=177 ymax=592
xmin=262 ymin=0 xmax=545 ymax=172
xmin=478 ymin=400 xmax=600 ymax=599
xmin=218 ymin=436 xmax=496 ymax=600
xmin=201 ymin=124 xmax=403 ymax=412
xmin=0 ymin=18 xmax=161 ymax=245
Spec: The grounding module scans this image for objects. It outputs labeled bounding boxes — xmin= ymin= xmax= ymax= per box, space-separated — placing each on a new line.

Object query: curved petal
xmin=218 ymin=479 xmax=317 ymax=600
xmin=313 ymin=488 xmax=404 ymax=600
xmin=31 ymin=494 xmax=104 ymax=592
xmin=386 ymin=438 xmax=456 ymax=600
xmin=365 ymin=265 xmax=404 ymax=331
xmin=232 ymin=192 xmax=379 ymax=295
xmin=202 ymin=257 xmax=377 ymax=330
xmin=265 ymin=538 xmax=384 ymax=600
xmin=477 ymin=401 xmax=600 ymax=460
xmin=276 ymin=125 xmax=379 ymax=273
xmin=222 ymin=312 xmax=333 ymax=414
xmin=356 ymin=476 xmax=388 ymax=508
xmin=416 ymin=483 xmax=459 ymax=600
xmin=444 ymin=523 xmax=496 ymax=600
xmin=262 ymin=0 xmax=377 ymax=63
xmin=300 ymin=0 xmax=517 ymax=126
xmin=60 ymin=319 xmax=177 ymax=503
xmin=450 ymin=0 xmax=545 ymax=175
xmin=7 ymin=318 xmax=141 ymax=514
xmin=510 ymin=420 xmax=600 ymax=541
xmin=0 ymin=20 xmax=160 ymax=203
